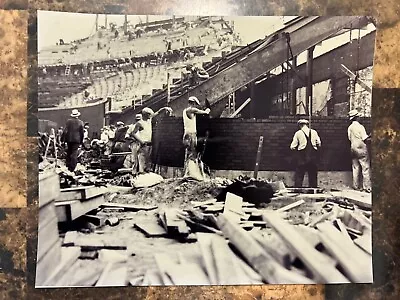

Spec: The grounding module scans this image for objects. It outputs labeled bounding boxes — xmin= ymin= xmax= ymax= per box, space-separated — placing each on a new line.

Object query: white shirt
xmin=290 ymin=127 xmax=321 ymax=151
xmin=125 ymin=123 xmax=141 ymax=140
xmin=348 ymin=120 xmax=369 ymax=155
xmin=348 ymin=121 xmax=368 ymax=145
xmin=138 ymin=119 xmax=152 ymax=143
xmin=183 ymin=108 xmax=197 ymax=134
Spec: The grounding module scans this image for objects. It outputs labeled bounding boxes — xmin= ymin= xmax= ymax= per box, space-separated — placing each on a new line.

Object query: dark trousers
xmin=66 ymin=142 xmax=80 ymax=172
xmin=294 ymin=161 xmax=318 ymax=188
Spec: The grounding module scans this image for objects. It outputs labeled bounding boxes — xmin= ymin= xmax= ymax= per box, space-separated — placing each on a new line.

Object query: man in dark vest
xmin=62 ymin=109 xmax=84 ymax=172
xmin=290 ymin=119 xmax=321 ymax=187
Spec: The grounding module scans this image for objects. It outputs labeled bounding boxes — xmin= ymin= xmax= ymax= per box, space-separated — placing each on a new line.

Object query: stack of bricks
xmin=152 ymin=116 xmax=371 ymax=172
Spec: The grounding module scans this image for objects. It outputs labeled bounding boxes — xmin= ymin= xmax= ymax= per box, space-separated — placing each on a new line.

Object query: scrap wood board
xmin=58 ymin=186 xmax=108 ymax=201
xmin=196 ymin=233 xmax=218 ymax=284
xmin=165 ymin=263 xmax=210 ymax=285
xmin=40 ymin=246 xmax=81 ymax=287
xmin=330 ymin=190 xmax=371 ymax=209
xmin=134 ymin=220 xmax=168 ymax=237
xmin=262 ymin=212 xmax=350 ymax=283
xmin=39 ymin=172 xmax=60 ymax=207
xmin=100 ymin=202 xmax=158 ymax=211
xmin=37 ymin=216 xmax=60 ymax=261
xmin=63 ymin=231 xmax=127 ymax=250
xmin=35 ymin=240 xmax=62 ymax=286
xmin=316 ymin=222 xmax=372 ymax=282
xmin=55 ymin=195 xmax=105 ymax=222
xmin=95 ymin=262 xmax=128 ymax=286
xmin=223 ymin=192 xmax=243 ymax=222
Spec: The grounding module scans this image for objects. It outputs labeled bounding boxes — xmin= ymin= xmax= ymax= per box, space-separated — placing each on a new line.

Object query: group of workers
xmin=290 ymin=109 xmax=371 ymax=192
xmin=62 ymin=101 xmax=371 ymax=192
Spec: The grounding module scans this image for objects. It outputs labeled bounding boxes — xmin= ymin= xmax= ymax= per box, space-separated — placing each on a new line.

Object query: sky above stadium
xmin=37 ymin=11 xmax=292 ymax=51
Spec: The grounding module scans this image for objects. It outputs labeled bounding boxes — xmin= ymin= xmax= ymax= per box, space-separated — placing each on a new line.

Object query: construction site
xmin=37 ymin=13 xmax=375 ymax=287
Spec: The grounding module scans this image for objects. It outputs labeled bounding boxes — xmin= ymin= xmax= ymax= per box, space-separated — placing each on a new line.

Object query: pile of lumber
xmin=37 ymin=172 xmax=81 ymax=287
xmin=55 ymin=185 xmax=108 ymax=222
xmin=139 ymin=193 xmax=372 ymax=285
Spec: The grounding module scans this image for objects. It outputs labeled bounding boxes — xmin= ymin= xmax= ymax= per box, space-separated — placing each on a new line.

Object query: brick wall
xmin=152 ymin=116 xmax=371 ymax=171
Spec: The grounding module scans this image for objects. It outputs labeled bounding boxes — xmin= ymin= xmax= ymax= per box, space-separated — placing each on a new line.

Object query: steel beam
xmin=264 ymin=30 xmax=375 ymax=96
xmin=169 ymin=17 xmax=371 ymax=115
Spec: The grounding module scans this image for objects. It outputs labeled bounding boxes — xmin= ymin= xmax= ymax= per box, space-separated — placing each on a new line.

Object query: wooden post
xmin=254 ymin=136 xmax=264 ymax=178
xmin=105 ymin=14 xmax=108 ymax=28
xmin=95 ymin=14 xmax=98 ymax=32
xmin=306 ymin=47 xmax=315 ymax=125
xmin=249 ymin=82 xmax=256 ymax=118
xmin=290 ymin=56 xmax=297 ymax=115
xmin=167 ymin=72 xmax=171 ymax=104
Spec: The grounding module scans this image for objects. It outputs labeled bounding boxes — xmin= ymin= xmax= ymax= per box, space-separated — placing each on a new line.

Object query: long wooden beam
xmin=169 ymin=17 xmax=371 ymax=114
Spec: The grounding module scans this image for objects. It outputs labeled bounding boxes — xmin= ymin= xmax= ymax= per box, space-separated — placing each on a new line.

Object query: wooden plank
xmin=153 ymin=253 xmax=175 ymax=285
xmin=39 ymin=201 xmax=58 ymax=230
xmin=196 ymin=233 xmax=218 ymax=284
xmin=223 ymin=192 xmax=243 ymax=222
xmin=62 ymin=231 xmax=79 ymax=246
xmin=210 ymin=235 xmax=241 ymax=284
xmin=263 ymin=212 xmax=349 ymax=283
xmin=354 ymin=234 xmax=372 ymax=255
xmin=95 ymin=263 xmax=128 ymax=286
xmin=142 ymin=270 xmax=164 ymax=286
xmin=39 ymin=172 xmax=60 ymax=207
xmin=35 ymin=241 xmax=62 ymax=286
xmin=165 ymin=263 xmax=210 ymax=285
xmin=340 ymin=210 xmax=371 ymax=234
xmin=100 ymin=202 xmax=158 ymax=211
xmin=191 ymin=199 xmax=217 ymax=208
xmin=216 ymin=214 xmax=315 ymax=284
xmin=204 ymin=204 xmax=224 ymax=213
xmin=134 ymin=220 xmax=168 ymax=237
xmin=37 ymin=216 xmax=60 ymax=261
xmin=40 ymin=246 xmax=81 ymax=287
xmin=58 ymin=186 xmax=108 ymax=201
xmin=334 ymin=219 xmax=353 ymax=243
xmin=316 ymin=222 xmax=372 ymax=282
xmin=55 ymin=195 xmax=105 ymax=222
xmin=164 ymin=209 xmax=190 ymax=236
xmin=251 ymin=231 xmax=294 ymax=268
xmin=276 ymin=199 xmax=305 ymax=213
xmin=72 ymin=233 xmax=127 ymax=250
xmin=330 ymin=190 xmax=371 ymax=209
xmin=253 ymin=136 xmax=264 ymax=178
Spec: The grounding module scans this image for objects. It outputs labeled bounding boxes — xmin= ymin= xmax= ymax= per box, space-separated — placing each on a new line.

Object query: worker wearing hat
xmin=129 ymin=106 xmax=173 ymax=173
xmin=290 ymin=119 xmax=321 ymax=187
xmin=182 ymin=96 xmax=210 ymax=178
xmin=62 ymin=109 xmax=84 ymax=172
xmin=124 ymin=114 xmax=143 ymax=172
xmin=347 ymin=109 xmax=371 ymax=192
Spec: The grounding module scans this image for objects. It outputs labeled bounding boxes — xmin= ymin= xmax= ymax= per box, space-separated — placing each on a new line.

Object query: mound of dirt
xmin=111 ymin=178 xmax=226 ymax=208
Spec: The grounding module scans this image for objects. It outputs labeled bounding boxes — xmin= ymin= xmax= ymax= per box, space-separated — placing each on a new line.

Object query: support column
xmin=105 ymin=14 xmax=108 ymax=28
xmin=290 ymin=56 xmax=297 ymax=115
xmin=95 ymin=14 xmax=99 ymax=32
xmin=249 ymin=81 xmax=256 ymax=118
xmin=306 ymin=46 xmax=315 ymax=121
xmin=124 ymin=15 xmax=128 ymax=35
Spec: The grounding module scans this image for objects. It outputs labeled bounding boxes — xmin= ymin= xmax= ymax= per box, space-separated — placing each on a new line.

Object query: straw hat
xmin=348 ymin=109 xmax=360 ymax=120
xmin=70 ymin=109 xmax=81 ymax=117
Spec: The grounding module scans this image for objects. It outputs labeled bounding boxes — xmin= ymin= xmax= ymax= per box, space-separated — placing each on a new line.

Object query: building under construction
xmin=36 ymin=14 xmax=375 ymax=287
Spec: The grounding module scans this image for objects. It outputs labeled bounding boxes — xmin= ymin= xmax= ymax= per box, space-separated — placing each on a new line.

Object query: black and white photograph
xmin=36 ymin=12 xmax=375 ymax=287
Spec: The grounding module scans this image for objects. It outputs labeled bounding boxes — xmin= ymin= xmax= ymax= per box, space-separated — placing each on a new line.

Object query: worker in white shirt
xmin=290 ymin=119 xmax=321 ymax=188
xmin=347 ymin=109 xmax=371 ymax=192
xmin=124 ymin=114 xmax=142 ymax=173
xmin=183 ymin=96 xmax=210 ymax=161
xmin=130 ymin=107 xmax=173 ymax=173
